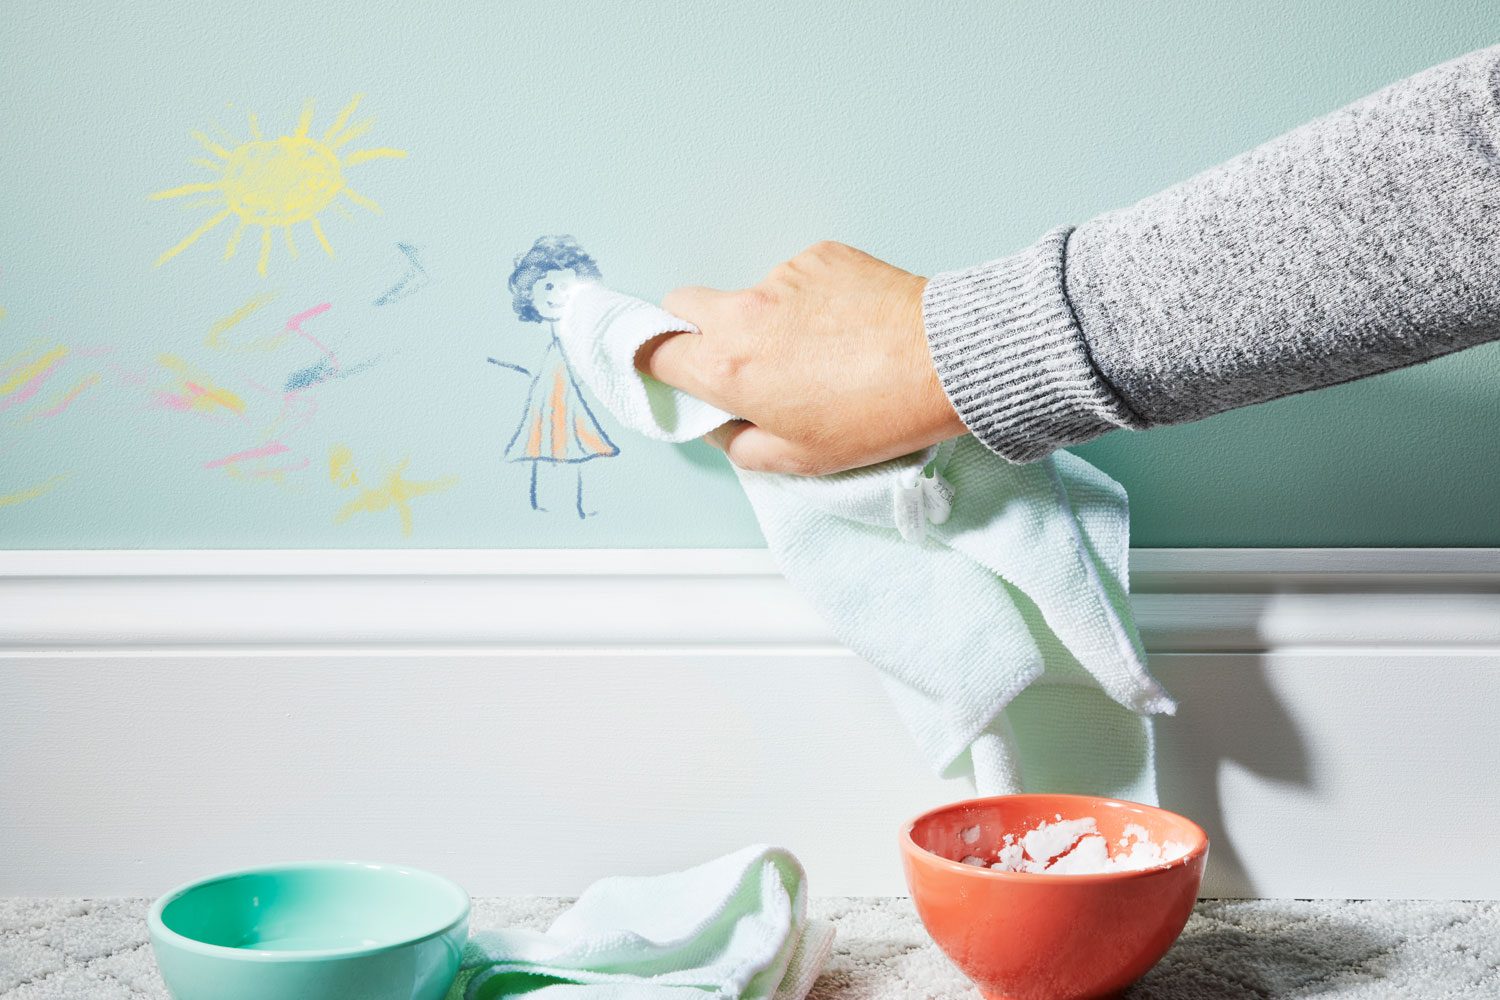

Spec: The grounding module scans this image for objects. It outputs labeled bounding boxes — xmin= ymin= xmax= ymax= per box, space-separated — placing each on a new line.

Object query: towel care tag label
xmin=894 ymin=470 xmax=955 ymax=542
xmin=925 ymin=472 xmax=955 ymax=522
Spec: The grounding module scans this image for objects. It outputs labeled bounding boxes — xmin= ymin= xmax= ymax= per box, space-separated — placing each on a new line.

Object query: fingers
xmin=661 ymin=284 xmax=730 ymax=322
xmin=705 ymin=421 xmax=826 ymax=477
xmin=637 ymin=284 xmax=735 ymax=406
xmin=635 ymin=330 xmax=710 ymax=399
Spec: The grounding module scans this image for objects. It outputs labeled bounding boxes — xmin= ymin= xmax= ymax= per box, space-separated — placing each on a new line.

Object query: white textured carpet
xmin=3 ymin=896 xmax=1497 ymax=998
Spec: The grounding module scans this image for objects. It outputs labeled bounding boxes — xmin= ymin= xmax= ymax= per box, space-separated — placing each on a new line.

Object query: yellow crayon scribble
xmin=1 ymin=339 xmax=49 ymax=372
xmin=0 ymin=473 xmax=69 ymax=508
xmin=192 ymin=130 xmax=230 ymax=160
xmin=329 ymin=443 xmax=360 ymax=488
xmin=26 ymin=372 xmax=101 ymax=421
xmin=334 ymin=454 xmax=456 ymax=537
xmin=206 ymin=291 xmax=279 ymax=348
xmin=156 ymin=354 xmax=246 ymax=414
xmin=151 ymin=95 xmax=407 ymax=276
xmin=343 ymin=147 xmax=406 ymax=168
xmin=329 ymin=119 xmax=374 ymax=150
xmin=0 ymin=306 xmax=7 ymax=321
xmin=1 ymin=346 xmax=68 ymax=398
xmin=226 ymin=463 xmax=306 ymax=489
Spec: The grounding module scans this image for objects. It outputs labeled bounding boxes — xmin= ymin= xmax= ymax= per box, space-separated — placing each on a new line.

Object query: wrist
xmin=921 ymin=227 xmax=1143 ymax=463
xmin=913 ymin=279 xmax=968 ymax=440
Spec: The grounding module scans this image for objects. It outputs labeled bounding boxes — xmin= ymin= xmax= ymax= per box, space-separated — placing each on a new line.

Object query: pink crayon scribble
xmin=0 ymin=368 xmax=60 ymax=412
xmin=108 ymin=363 xmax=150 ymax=388
xmin=287 ymin=303 xmax=337 ymax=369
xmin=0 ymin=349 xmax=66 ymax=414
xmin=247 ymin=458 xmax=310 ymax=478
xmin=152 ymin=391 xmax=187 ymax=411
xmin=246 ymin=378 xmax=320 ymax=438
xmin=281 ymin=393 xmax=318 ymax=430
xmin=247 ymin=303 xmax=340 ymax=438
xmin=31 ymin=373 xmax=101 ymax=420
xmin=150 ymin=355 xmax=246 ymax=417
xmin=204 ymin=441 xmax=290 ymax=469
xmin=154 ymin=382 xmax=221 ymax=412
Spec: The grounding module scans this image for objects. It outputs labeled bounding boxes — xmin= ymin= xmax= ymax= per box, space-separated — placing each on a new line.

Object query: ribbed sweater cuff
xmin=923 ymin=227 xmax=1144 ymax=463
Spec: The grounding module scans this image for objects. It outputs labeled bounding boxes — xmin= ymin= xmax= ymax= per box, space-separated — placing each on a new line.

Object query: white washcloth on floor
xmin=557 ymin=284 xmax=1176 ymax=800
xmin=448 ymin=845 xmax=834 ymax=1000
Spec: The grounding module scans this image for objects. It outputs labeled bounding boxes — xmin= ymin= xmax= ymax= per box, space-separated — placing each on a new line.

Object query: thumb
xmin=708 ymin=421 xmax=825 ymax=477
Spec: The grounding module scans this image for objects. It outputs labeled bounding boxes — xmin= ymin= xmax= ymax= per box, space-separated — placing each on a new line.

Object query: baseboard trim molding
xmin=1 ymin=548 xmax=1497 ymax=654
xmin=6 ymin=548 xmax=1500 ymax=899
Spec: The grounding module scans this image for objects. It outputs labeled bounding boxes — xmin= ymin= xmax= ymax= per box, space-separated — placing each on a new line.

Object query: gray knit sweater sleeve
xmin=924 ymin=45 xmax=1500 ymax=463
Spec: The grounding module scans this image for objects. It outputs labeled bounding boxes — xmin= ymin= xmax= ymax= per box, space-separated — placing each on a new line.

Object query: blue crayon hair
xmin=508 ymin=235 xmax=602 ymax=323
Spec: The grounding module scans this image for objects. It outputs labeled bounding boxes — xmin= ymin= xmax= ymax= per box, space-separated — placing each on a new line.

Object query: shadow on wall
xmin=1153 ymin=653 xmax=1310 ymax=898
xmin=1073 ymin=340 xmax=1500 ymax=547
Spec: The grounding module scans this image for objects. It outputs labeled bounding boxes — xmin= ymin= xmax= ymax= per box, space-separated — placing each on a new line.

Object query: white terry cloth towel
xmin=557 ymin=284 xmax=1177 ymax=802
xmin=448 ymin=845 xmax=834 ymax=1000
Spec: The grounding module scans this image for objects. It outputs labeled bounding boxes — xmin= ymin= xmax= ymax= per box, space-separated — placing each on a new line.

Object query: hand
xmin=636 ymin=241 xmax=966 ymax=476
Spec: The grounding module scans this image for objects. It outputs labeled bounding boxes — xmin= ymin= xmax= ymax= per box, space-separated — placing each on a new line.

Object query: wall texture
xmin=2 ymin=1 xmax=1496 ymax=548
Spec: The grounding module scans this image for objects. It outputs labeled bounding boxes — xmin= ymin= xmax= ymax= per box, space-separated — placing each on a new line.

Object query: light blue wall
xmin=2 ymin=1 xmax=1495 ymax=548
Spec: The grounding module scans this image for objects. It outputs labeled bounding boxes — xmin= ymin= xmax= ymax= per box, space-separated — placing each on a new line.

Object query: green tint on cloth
xmin=448 ymin=846 xmax=832 ymax=1000
xmin=555 ymin=284 xmax=1175 ymax=802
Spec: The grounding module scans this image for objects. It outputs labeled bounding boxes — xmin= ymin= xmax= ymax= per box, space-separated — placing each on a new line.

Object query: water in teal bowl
xmin=149 ymin=861 xmax=470 ymax=1000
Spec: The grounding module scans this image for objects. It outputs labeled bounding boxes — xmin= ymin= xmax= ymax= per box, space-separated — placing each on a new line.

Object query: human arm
xmin=642 ymin=45 xmax=1500 ymax=472
xmin=927 ymin=43 xmax=1500 ymax=461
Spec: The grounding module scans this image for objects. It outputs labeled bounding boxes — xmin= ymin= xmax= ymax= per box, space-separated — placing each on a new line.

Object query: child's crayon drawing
xmin=330 ymin=444 xmax=456 ymax=536
xmin=150 ymin=96 xmax=406 ymax=276
xmin=374 ymin=243 xmax=430 ymax=306
xmin=490 ymin=235 xmax=619 ymax=519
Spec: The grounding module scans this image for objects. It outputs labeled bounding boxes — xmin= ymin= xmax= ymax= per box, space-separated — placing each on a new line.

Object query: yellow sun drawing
xmin=150 ymin=96 xmax=406 ymax=276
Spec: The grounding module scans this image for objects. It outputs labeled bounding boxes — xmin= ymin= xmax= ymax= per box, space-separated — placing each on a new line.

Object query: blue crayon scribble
xmin=487 ymin=357 xmax=530 ymax=376
xmin=285 ymin=358 xmax=335 ymax=392
xmin=283 ymin=357 xmax=381 ymax=393
xmin=374 ymin=243 xmax=430 ymax=307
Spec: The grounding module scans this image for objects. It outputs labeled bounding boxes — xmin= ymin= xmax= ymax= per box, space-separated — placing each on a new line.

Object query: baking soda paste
xmin=958 ymin=816 xmax=1188 ymax=874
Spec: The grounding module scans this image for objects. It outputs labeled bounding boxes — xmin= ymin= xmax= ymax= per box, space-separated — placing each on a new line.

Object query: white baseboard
xmin=2 ymin=548 xmax=1498 ymax=900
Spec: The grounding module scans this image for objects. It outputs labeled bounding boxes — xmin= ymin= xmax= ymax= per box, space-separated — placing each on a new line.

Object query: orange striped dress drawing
xmin=504 ymin=339 xmax=619 ymax=464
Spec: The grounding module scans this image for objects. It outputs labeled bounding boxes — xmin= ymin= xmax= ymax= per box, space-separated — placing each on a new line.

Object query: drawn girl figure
xmin=491 ymin=235 xmax=619 ymax=518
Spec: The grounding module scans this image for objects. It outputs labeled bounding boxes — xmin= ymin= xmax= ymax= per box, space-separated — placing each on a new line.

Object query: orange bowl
xmin=900 ymin=794 xmax=1208 ymax=1000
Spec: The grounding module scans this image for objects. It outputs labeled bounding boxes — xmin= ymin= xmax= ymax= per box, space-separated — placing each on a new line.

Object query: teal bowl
xmin=148 ymin=861 xmax=470 ymax=1000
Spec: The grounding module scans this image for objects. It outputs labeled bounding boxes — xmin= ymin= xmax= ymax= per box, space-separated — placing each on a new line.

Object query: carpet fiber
xmin=3 ymin=896 xmax=1496 ymax=998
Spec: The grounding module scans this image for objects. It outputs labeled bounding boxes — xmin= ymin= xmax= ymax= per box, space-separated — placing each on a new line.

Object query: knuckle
xmin=804 ymin=240 xmax=850 ymax=262
xmin=735 ymin=286 xmax=778 ymax=316
xmin=705 ymin=347 xmax=748 ymax=387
